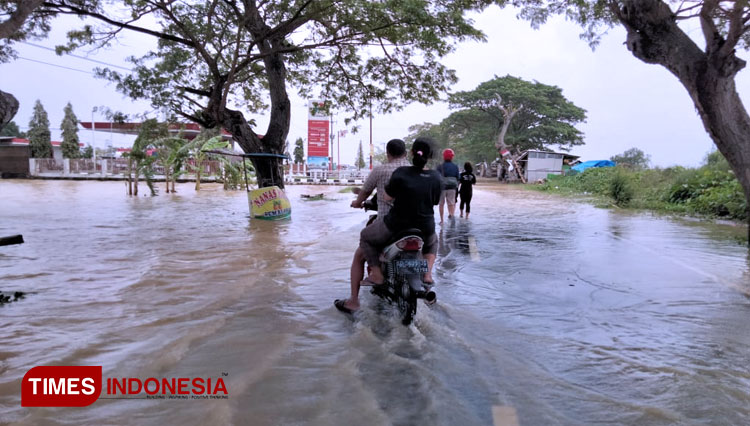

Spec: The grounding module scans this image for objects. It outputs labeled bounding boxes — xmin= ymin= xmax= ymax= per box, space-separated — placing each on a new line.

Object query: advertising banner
xmin=307 ymin=156 xmax=329 ymax=169
xmin=307 ymin=100 xmax=330 ymax=159
xmin=248 ymin=186 xmax=291 ymax=220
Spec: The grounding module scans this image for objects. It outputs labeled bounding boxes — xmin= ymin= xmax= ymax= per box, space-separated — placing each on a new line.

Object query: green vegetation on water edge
xmin=534 ymin=151 xmax=747 ymax=223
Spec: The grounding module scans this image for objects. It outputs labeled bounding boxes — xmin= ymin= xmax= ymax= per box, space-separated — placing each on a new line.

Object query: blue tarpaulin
xmin=571 ymin=160 xmax=616 ymax=173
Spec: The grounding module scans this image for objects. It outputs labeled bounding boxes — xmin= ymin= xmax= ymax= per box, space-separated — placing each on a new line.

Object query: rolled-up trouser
xmin=439 ymin=189 xmax=457 ymax=209
xmin=360 ymin=218 xmax=438 ymax=268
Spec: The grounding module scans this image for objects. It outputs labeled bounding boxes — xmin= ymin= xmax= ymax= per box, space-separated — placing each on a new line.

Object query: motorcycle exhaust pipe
xmin=416 ymin=288 xmax=437 ymax=304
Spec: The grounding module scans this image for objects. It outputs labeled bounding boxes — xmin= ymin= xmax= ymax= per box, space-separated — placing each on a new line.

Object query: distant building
xmin=0 ymin=138 xmax=84 ymax=161
xmin=516 ymin=150 xmax=580 ymax=182
xmin=0 ymin=137 xmax=31 ymax=177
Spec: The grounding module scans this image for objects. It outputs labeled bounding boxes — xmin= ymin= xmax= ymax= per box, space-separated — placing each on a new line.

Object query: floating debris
xmin=300 ymin=193 xmax=325 ymax=201
xmin=0 ymin=291 xmax=26 ymax=305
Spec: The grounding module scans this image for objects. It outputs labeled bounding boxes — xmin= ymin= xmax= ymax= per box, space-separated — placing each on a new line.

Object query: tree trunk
xmin=127 ymin=157 xmax=133 ymax=196
xmin=0 ymin=89 xmax=19 ymax=132
xmin=210 ymin=15 xmax=289 ymax=189
xmin=616 ymin=0 xmax=750 ymax=237
xmin=195 ymin=162 xmax=201 ymax=191
xmin=0 ymin=0 xmax=44 ymax=39
xmin=133 ymin=160 xmax=139 ymax=196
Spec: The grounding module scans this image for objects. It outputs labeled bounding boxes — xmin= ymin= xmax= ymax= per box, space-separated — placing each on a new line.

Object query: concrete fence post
xmin=63 ymin=158 xmax=70 ymax=175
xmin=28 ymin=158 xmax=35 ymax=176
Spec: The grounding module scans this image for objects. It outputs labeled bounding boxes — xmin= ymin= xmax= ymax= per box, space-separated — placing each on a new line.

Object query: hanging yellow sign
xmin=248 ymin=186 xmax=291 ymax=220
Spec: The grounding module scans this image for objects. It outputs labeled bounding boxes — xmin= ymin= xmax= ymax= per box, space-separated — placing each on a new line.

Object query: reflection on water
xmin=1 ymin=180 xmax=749 ymax=425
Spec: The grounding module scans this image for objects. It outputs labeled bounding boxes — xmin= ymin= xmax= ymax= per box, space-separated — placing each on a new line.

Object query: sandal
xmin=360 ymin=277 xmax=383 ymax=287
xmin=334 ymin=299 xmax=357 ymax=314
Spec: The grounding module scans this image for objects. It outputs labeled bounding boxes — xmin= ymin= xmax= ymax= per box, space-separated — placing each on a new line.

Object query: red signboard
xmin=307 ymin=119 xmax=329 ymax=157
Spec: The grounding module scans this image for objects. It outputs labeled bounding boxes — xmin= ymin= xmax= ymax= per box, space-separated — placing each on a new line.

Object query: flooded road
xmin=1 ymin=180 xmax=749 ymax=425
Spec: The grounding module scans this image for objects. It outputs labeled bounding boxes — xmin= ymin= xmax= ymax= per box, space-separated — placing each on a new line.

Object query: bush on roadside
xmin=609 ymin=171 xmax=633 ymax=206
xmin=536 ymin=151 xmax=746 ymax=221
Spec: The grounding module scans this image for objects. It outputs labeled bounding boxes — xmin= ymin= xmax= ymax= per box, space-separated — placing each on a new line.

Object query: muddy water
xmin=1 ymin=180 xmax=748 ymax=425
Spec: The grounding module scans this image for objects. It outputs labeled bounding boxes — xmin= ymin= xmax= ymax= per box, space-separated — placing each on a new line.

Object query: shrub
xmin=609 ymin=171 xmax=634 ymax=206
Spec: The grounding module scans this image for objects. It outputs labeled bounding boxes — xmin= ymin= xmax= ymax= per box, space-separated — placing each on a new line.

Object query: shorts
xmin=439 ymin=189 xmax=457 ymax=208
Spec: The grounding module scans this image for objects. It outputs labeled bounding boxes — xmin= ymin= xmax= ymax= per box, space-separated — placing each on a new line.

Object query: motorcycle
xmin=362 ymin=194 xmax=436 ymax=325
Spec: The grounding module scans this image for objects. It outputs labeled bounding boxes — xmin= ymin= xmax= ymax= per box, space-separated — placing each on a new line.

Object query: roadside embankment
xmin=523 ymin=155 xmax=747 ymax=244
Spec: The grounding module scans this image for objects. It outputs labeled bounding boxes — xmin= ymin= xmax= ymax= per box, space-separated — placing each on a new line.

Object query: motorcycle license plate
xmin=395 ymin=259 xmax=428 ymax=274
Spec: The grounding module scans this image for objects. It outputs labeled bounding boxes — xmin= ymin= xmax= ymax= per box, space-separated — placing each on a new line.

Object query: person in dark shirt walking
xmin=458 ymin=162 xmax=477 ymax=219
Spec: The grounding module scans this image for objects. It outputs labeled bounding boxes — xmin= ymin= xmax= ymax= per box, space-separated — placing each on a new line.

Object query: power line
xmin=20 ymin=41 xmax=134 ymax=72
xmin=18 ymin=56 xmax=93 ymax=74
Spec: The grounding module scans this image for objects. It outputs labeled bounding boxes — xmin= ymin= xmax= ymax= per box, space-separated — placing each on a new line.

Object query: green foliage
xmin=447 ymin=75 xmax=587 ymax=157
xmin=69 ymin=0 xmax=497 ymax=124
xmin=217 ymin=158 xmax=253 ymax=190
xmin=180 ymin=132 xmax=229 ymax=190
xmin=0 ymin=0 xmax=51 ymax=63
xmin=0 ymin=120 xmax=24 ymax=137
xmin=704 ymin=149 xmax=731 ymax=171
xmin=608 ymin=170 xmax=633 ymax=206
xmin=293 ymin=137 xmax=304 ymax=164
xmin=27 ymin=99 xmax=51 ymax=158
xmin=407 ymin=75 xmax=587 ymax=164
xmin=126 ymin=119 xmax=170 ymax=196
xmin=60 ymin=102 xmax=80 ymax=158
xmin=610 ymin=147 xmax=650 ymax=170
xmin=82 ymin=145 xmax=93 ymax=159
xmin=356 ymin=141 xmax=366 ymax=169
xmin=538 ymin=153 xmax=746 ymax=221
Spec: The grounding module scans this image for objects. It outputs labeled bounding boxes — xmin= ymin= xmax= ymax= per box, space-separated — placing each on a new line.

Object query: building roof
xmin=516 ymin=149 xmax=580 ymax=161
xmin=0 ymin=138 xmax=84 ymax=147
xmin=79 ymin=122 xmax=234 ymax=140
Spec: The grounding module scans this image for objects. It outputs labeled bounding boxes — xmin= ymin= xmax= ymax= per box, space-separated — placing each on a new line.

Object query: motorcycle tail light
xmin=396 ymin=237 xmax=423 ymax=251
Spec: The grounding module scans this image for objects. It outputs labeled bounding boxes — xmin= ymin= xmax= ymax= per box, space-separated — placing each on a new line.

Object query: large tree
xmin=293 ymin=137 xmax=304 ymax=165
xmin=611 ymin=147 xmax=651 ymax=170
xmin=0 ymin=119 xmax=23 ymax=137
xmin=447 ymin=75 xmax=587 ymax=157
xmin=355 ymin=140 xmax=365 ymax=170
xmin=60 ymin=102 xmax=80 ymax=158
xmin=42 ymin=0 xmax=500 ymax=188
xmin=0 ymin=0 xmax=49 ymax=130
xmin=27 ymin=99 xmax=52 ymax=158
xmin=511 ymin=0 xmax=750 ymax=228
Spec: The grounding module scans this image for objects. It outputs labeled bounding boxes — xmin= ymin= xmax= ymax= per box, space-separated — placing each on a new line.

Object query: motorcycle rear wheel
xmin=397 ymin=278 xmax=418 ymax=325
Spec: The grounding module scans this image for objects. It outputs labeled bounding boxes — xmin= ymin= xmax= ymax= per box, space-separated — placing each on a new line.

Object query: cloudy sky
xmin=2 ymin=5 xmax=748 ymax=167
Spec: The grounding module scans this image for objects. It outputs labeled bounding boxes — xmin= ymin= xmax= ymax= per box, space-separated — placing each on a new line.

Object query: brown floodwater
xmin=1 ymin=180 xmax=749 ymax=425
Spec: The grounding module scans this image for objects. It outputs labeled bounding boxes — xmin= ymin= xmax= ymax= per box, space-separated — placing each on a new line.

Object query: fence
xmin=27 ymin=158 xmax=366 ymax=185
xmin=29 ymin=158 xmax=222 ymax=180
xmin=32 ymin=158 xmax=64 ymax=174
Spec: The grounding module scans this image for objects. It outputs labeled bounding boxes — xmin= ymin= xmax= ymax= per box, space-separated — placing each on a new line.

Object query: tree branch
xmin=41 ymin=1 xmax=195 ymax=47
xmin=0 ymin=0 xmax=44 ymax=39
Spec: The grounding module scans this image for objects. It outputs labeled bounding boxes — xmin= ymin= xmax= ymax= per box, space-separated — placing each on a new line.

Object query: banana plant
xmin=155 ymin=136 xmax=188 ymax=193
xmin=179 ymin=135 xmax=229 ymax=191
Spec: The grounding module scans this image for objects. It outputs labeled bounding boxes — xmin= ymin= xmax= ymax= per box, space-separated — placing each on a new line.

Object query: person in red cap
xmin=436 ymin=148 xmax=459 ymax=224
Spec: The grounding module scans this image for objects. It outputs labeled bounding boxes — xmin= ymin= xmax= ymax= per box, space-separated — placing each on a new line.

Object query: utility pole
xmin=91 ymin=107 xmax=96 ymax=161
xmin=369 ymin=103 xmax=373 ymax=170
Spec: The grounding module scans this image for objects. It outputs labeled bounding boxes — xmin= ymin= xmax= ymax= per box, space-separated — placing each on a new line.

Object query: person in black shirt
xmin=335 ymin=138 xmax=442 ymax=314
xmin=458 ymin=162 xmax=477 ymax=218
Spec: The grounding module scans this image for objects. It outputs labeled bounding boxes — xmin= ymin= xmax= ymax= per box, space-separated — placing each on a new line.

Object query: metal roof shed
xmin=517 ymin=150 xmax=579 ymax=182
